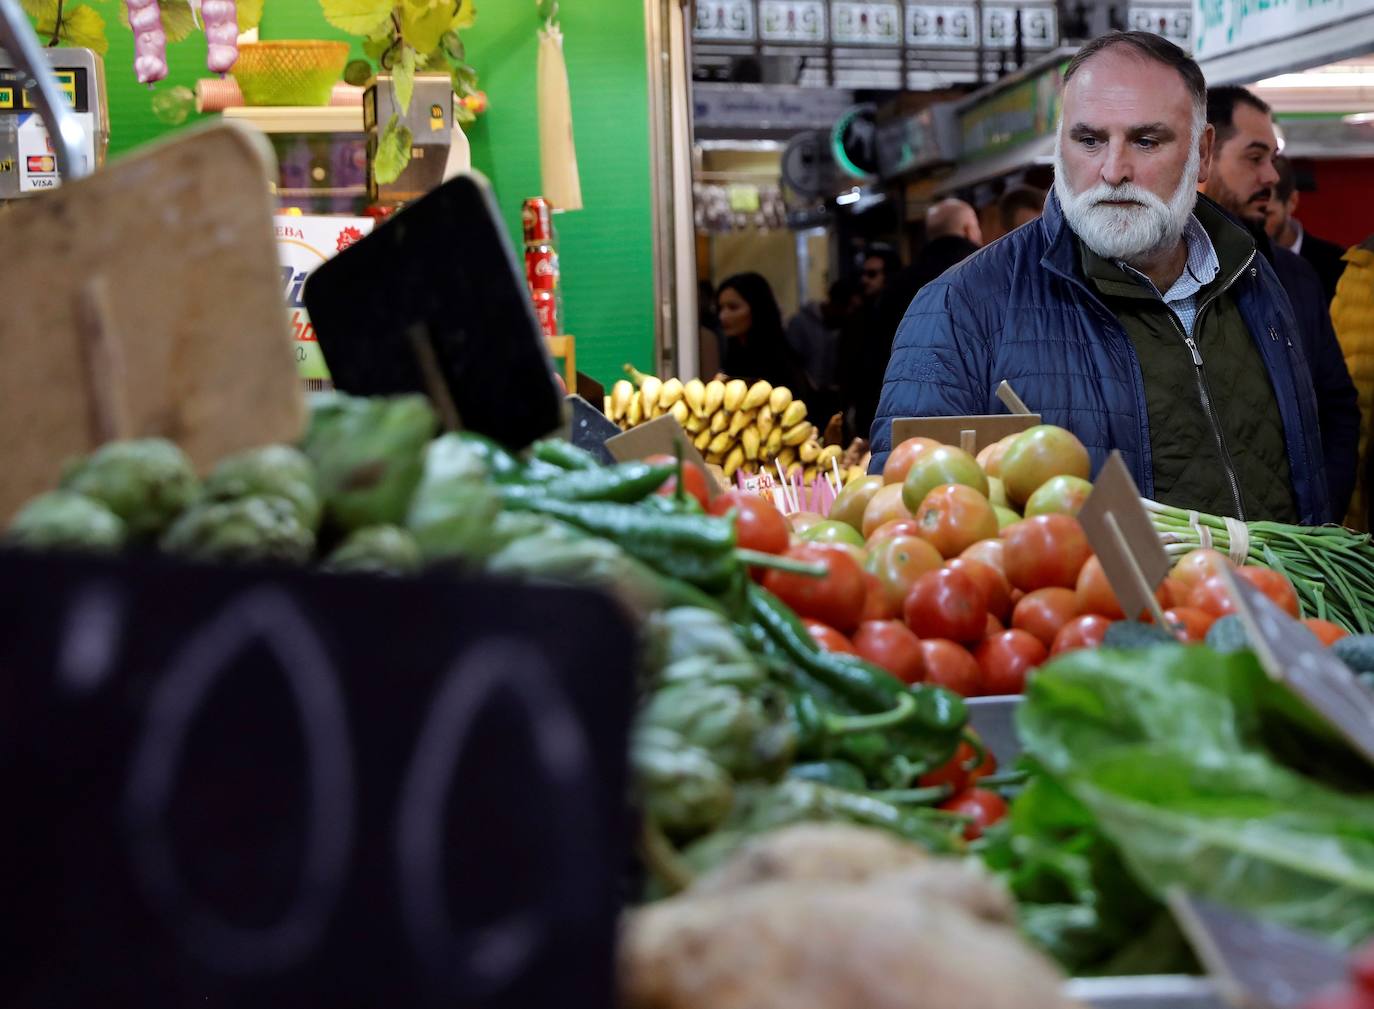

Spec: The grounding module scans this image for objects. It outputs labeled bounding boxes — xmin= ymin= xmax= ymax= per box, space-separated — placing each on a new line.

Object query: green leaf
xmin=454 ymin=101 xmax=475 ymax=126
xmin=373 ymin=113 xmax=412 ymax=185
xmin=319 ymin=0 xmax=395 ymax=36
xmin=362 ymin=29 xmax=395 ymax=64
xmin=400 ymin=0 xmax=451 ymax=54
xmin=452 ymin=0 xmax=476 ymax=29
xmin=20 ymin=0 xmax=52 ymax=19
xmin=449 ymin=61 xmax=477 ymax=97
xmin=158 ymin=0 xmax=197 ymax=44
xmin=440 ymin=29 xmax=465 ymax=61
xmin=392 ymin=44 xmax=415 ymax=115
xmin=35 ymin=3 xmax=107 ymax=54
xmin=343 ymin=59 xmax=375 ymax=87
xmin=237 ymin=0 xmax=265 ymax=31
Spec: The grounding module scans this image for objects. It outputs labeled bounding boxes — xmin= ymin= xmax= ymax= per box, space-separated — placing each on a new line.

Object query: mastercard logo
xmin=26 ymin=155 xmax=55 ymax=174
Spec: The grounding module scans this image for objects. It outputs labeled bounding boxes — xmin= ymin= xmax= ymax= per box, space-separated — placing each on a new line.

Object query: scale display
xmin=0 ymin=49 xmax=106 ymax=201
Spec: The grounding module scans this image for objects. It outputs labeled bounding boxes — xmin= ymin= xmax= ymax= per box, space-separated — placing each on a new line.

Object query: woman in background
xmin=715 ymin=272 xmax=807 ymax=392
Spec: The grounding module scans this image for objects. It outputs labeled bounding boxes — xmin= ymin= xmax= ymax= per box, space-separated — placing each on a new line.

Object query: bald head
xmin=926 ymin=199 xmax=983 ymax=246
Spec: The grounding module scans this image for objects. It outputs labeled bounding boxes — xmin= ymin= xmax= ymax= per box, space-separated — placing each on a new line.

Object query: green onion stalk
xmin=1142 ymin=499 xmax=1374 ymax=635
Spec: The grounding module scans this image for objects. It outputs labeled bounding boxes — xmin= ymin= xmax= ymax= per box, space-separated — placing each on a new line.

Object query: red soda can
xmin=522 ymin=196 xmax=554 ymax=246
xmin=532 ymin=289 xmax=559 ymax=337
xmin=525 ymin=244 xmax=560 ymax=292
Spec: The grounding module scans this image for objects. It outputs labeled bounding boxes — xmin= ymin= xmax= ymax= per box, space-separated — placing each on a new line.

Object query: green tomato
xmin=901 ymin=445 xmax=988 ymax=514
xmin=987 ymin=476 xmax=1009 ymax=508
xmin=1024 ymin=475 xmax=1093 ymax=517
xmin=798 ymin=519 xmax=866 ymax=549
xmin=994 ymin=505 xmax=1022 ymax=530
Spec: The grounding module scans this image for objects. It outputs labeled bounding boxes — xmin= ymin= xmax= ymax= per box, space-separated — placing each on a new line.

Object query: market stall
xmin=3 ymin=1 xmax=1374 ymax=1006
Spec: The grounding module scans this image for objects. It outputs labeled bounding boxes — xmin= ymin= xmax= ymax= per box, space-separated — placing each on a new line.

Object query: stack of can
xmin=522 ymin=196 xmax=561 ymax=338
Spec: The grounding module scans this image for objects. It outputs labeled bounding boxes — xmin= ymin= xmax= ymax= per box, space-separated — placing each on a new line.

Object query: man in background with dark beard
xmin=869 ymin=30 xmax=1337 ymax=524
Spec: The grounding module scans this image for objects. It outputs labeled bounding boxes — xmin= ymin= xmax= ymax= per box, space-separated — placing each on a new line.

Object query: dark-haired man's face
xmin=1202 ymin=102 xmax=1281 ymax=225
xmin=860 ymin=256 xmax=887 ymax=300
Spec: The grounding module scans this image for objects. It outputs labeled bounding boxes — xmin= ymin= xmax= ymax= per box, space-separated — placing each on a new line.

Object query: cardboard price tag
xmin=1167 ymin=891 xmax=1347 ymax=1009
xmin=890 ymin=414 xmax=1041 ymax=456
xmin=605 ymin=414 xmax=724 ymax=495
xmin=1077 ymin=451 xmax=1170 ymax=626
xmin=0 ymin=548 xmax=635 ymax=1009
xmin=1221 ymin=568 xmax=1374 ymax=765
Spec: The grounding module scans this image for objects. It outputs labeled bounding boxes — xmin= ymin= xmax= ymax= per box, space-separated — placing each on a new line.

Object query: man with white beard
xmin=869 ymin=31 xmax=1338 ymax=524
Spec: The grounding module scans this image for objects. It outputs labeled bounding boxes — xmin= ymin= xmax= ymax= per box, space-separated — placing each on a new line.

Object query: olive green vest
xmin=1079 ymin=204 xmax=1299 ymax=522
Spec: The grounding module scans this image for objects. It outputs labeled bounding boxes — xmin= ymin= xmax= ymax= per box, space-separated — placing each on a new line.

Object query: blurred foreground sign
xmin=0 ymin=549 xmax=633 ymax=1009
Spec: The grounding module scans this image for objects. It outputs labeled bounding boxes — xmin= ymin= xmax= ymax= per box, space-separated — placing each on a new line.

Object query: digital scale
xmin=0 ymin=45 xmax=107 ymax=202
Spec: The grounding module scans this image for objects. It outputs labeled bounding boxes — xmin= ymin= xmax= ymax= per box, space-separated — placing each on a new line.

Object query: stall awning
xmin=934 ymin=133 xmax=1055 ymax=196
xmin=1195 ymin=0 xmax=1374 ymax=85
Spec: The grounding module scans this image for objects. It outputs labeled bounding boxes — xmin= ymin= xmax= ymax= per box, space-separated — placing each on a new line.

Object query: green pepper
xmin=501 ymin=495 xmax=736 ymax=551
xmin=632 ymin=727 xmax=734 ymax=840
xmin=500 ymin=460 xmax=675 ymax=505
xmin=448 ymin=431 xmax=527 ymax=482
xmin=787 ymin=759 xmax=867 ymax=791
xmin=530 ymin=438 xmax=600 ymax=471
xmin=640 ymin=681 xmax=795 ymax=782
xmin=642 ymin=492 xmax=704 ymax=515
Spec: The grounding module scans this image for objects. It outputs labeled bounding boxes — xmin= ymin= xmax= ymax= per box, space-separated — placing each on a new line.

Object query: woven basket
xmin=231 ymin=40 xmax=350 ymax=107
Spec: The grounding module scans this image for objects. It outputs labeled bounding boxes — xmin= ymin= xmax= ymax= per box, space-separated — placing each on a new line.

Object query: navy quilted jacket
xmin=869 ymin=191 xmax=1336 ymax=524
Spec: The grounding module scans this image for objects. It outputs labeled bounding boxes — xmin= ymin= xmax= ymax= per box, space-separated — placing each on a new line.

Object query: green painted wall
xmin=99 ymin=1 xmax=655 ymax=387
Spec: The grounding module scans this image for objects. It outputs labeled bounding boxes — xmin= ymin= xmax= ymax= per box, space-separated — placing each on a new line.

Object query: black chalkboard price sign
xmin=0 ymin=549 xmax=635 ymax=1009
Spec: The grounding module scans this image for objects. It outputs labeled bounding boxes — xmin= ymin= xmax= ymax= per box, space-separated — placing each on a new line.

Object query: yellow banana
xmin=787 ymin=461 xmax=805 ymax=480
xmin=685 ymin=412 xmax=707 ymax=434
xmin=604 ymin=394 xmax=613 ymax=417
xmin=705 ymin=451 xmax=724 ymax=466
xmin=742 ymin=427 xmax=761 ymax=461
xmin=846 ymin=464 xmax=866 ymax=484
xmin=728 ymin=408 xmax=755 ymax=438
xmin=799 ymin=438 xmax=821 ymax=463
xmin=623 ymin=363 xmax=655 ymax=386
xmin=769 ymin=385 xmax=793 ymax=415
xmin=669 ymin=400 xmax=690 ymax=425
xmin=803 ymin=464 xmax=817 ymax=482
xmin=756 ymin=405 xmax=774 ymax=439
xmin=694 ymin=428 xmax=713 ymax=452
xmin=658 ymin=377 xmax=684 ymax=409
xmin=708 ymin=430 xmax=732 ymax=456
xmin=766 ymin=428 xmax=783 ymax=458
xmin=705 ymin=379 xmax=726 ymax=416
xmin=777 ymin=446 xmax=797 ymax=468
xmin=684 ymin=378 xmax=707 ymax=417
xmin=723 ymin=445 xmax=745 ymax=478
xmin=781 ymin=400 xmax=807 ymax=428
xmin=723 ymin=378 xmax=748 ymax=412
xmin=818 ymin=444 xmax=843 ymax=465
xmin=627 ymin=393 xmax=643 ymax=427
xmin=639 ymin=375 xmax=663 ymax=415
xmin=710 ymin=410 xmax=728 ymax=434
xmin=743 ymin=379 xmax=773 ymax=412
xmin=610 ymin=379 xmax=634 ymax=422
xmin=782 ymin=422 xmax=812 ymax=447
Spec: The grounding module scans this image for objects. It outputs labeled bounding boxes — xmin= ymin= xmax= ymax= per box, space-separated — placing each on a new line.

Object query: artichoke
xmin=7 ymin=491 xmax=126 ymax=552
xmin=202 ymin=445 xmax=321 ymax=531
xmin=633 ymin=726 xmax=734 ymax=840
xmin=405 ymin=433 xmax=502 ymax=561
xmin=61 ymin=438 xmax=199 ymax=539
xmin=301 ymin=392 xmax=438 ymax=532
xmin=640 ymin=681 xmax=796 ymax=782
xmin=160 ymin=495 xmax=315 ymax=565
xmin=324 ymin=525 xmax=423 ymax=576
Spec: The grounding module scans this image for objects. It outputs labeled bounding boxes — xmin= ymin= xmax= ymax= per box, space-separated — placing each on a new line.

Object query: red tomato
xmin=883 ymin=436 xmax=940 ymax=485
xmin=861 ymin=571 xmax=901 ymax=621
xmin=866 ymin=535 xmax=944 ymax=612
xmin=708 ymin=490 xmax=790 ymax=555
xmin=1012 ymin=587 xmax=1081 ymax=648
xmin=853 ymin=619 xmax=925 ymax=683
xmin=920 ymin=739 xmax=996 ymax=793
xmin=946 ymin=557 xmax=1013 ymax=622
xmin=1051 ymin=614 xmax=1113 ymax=655
xmin=862 ymin=484 xmax=914 ymax=539
xmin=915 ymin=484 xmax=1000 ymax=559
xmin=903 ymin=567 xmax=989 ymax=643
xmin=805 ymin=620 xmax=857 ymax=654
xmin=1303 ymin=618 xmax=1350 ymax=646
xmin=983 ymin=612 xmax=1005 ymax=639
xmin=646 ymin=453 xmax=711 ymax=509
xmin=1171 ymin=548 xmax=1234 ymax=589
xmin=1163 ymin=607 xmax=1216 ymax=642
xmin=1075 ymin=555 xmax=1125 ymax=619
xmin=960 ymin=537 xmax=1005 ymax=573
xmin=975 ymin=629 xmax=1048 ymax=695
xmin=763 ymin=545 xmax=868 ymax=633
xmin=918 ymin=639 xmax=983 ymax=696
xmin=1237 ymin=566 xmax=1300 ymax=618
xmin=1159 ymin=577 xmax=1190 ymax=610
xmin=1188 ymin=574 xmax=1237 ymax=619
xmin=940 ymin=788 xmax=1008 ymax=840
xmin=866 ymin=518 xmax=923 ymax=548
xmin=1003 ymin=514 xmax=1093 ymax=592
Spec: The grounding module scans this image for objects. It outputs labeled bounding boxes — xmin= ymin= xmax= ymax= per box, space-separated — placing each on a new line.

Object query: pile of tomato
xmin=698 ymin=426 xmax=1348 ymax=698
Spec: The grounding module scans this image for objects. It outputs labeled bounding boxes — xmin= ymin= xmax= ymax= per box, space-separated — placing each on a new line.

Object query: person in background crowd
xmin=871 ymin=31 xmax=1341 ymax=524
xmin=715 ymin=272 xmax=807 ymax=392
xmin=859 ymin=244 xmax=900 ymax=304
xmin=1201 ymin=86 xmax=1360 ymax=517
xmin=698 ymin=278 xmax=723 ymax=378
xmin=998 ymin=185 xmax=1047 ymax=234
xmin=1331 ymin=233 xmax=1374 ymax=529
xmin=1266 ymin=154 xmax=1348 ymax=304
xmin=838 ymin=245 xmax=905 ymax=441
xmin=786 ymin=278 xmax=859 ymax=420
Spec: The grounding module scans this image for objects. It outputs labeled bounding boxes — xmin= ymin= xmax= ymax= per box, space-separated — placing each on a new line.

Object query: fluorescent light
xmin=836 ymin=188 xmax=862 ymax=206
xmin=1255 ymin=71 xmax=1374 ymax=88
xmin=1345 ymin=112 xmax=1374 ymax=125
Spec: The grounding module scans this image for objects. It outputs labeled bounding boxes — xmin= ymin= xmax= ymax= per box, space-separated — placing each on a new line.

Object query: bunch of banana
xmin=605 ymin=367 xmax=823 ymax=480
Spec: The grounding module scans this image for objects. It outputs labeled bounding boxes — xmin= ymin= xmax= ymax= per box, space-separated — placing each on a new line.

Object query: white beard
xmin=1053 ymin=137 xmax=1200 ymax=265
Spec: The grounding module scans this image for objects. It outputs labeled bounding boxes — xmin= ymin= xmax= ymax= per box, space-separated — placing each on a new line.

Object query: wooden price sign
xmin=605 ymin=414 xmax=725 ymax=496
xmin=890 ymin=414 xmax=1041 ymax=456
xmin=1221 ymin=567 xmax=1374 ymax=765
xmin=0 ymin=549 xmax=635 ymax=1008
xmin=1076 ymin=451 xmax=1171 ymax=626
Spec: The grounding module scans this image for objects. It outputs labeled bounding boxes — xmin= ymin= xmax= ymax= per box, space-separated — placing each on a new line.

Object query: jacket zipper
xmin=1165 ymin=249 xmax=1256 ymax=521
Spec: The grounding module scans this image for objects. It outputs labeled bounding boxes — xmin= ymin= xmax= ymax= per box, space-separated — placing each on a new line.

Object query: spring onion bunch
xmin=1143 ymin=500 xmax=1374 ymax=634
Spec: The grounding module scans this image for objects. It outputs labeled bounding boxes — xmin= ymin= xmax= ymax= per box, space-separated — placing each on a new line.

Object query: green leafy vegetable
xmin=318 ymin=0 xmax=395 ymax=35
xmin=393 ymin=44 xmax=415 ymax=114
xmin=373 ymin=113 xmax=413 ymax=186
xmin=400 ymin=0 xmax=451 ymax=54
